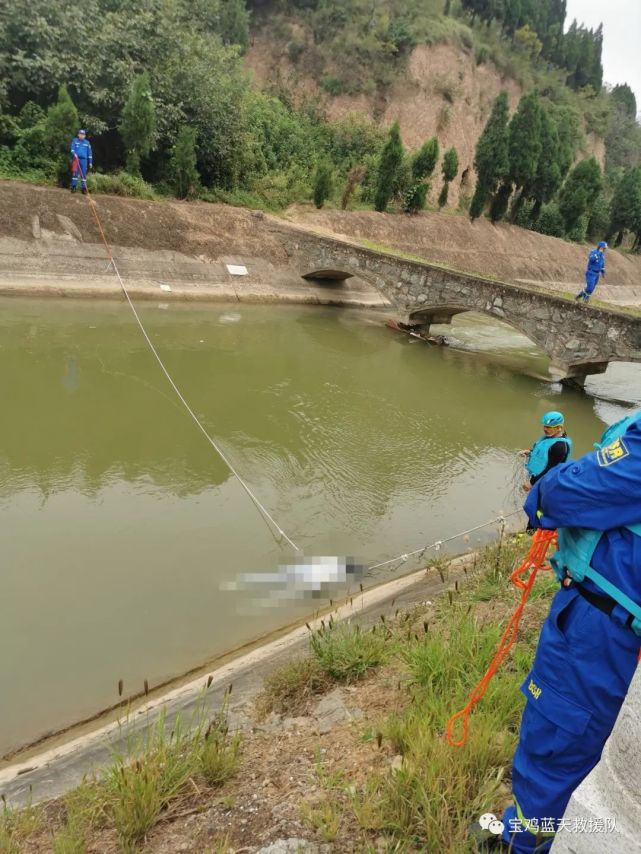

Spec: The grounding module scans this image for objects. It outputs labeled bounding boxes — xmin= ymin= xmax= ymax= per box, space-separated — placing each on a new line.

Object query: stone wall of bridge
xmin=280 ymin=223 xmax=641 ymax=383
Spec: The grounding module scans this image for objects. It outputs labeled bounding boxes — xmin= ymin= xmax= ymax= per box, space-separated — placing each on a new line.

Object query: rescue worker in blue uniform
xmin=501 ymin=411 xmax=641 ymax=853
xmin=575 ymin=241 xmax=607 ymax=303
xmin=521 ymin=411 xmax=572 ymax=494
xmin=70 ymin=129 xmax=93 ymax=194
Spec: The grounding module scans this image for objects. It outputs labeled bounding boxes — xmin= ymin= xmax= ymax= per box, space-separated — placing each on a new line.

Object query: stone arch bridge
xmin=286 ymin=226 xmax=641 ymax=384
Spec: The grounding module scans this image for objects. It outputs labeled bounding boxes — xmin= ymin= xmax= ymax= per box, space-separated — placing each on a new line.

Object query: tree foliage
xmin=460 ymin=0 xmax=603 ymax=91
xmin=170 ymin=125 xmax=199 ymax=198
xmin=313 ymin=160 xmax=334 ymax=208
xmin=120 ymin=72 xmax=156 ymax=175
xmin=438 ymin=146 xmax=458 ymax=208
xmin=374 ymin=122 xmax=404 ymax=212
xmin=219 ymin=0 xmax=251 ymax=53
xmin=608 ymin=167 xmax=641 ymax=249
xmin=412 ymin=137 xmax=439 ymax=180
xmin=558 ymin=157 xmax=602 ymax=237
xmin=404 ymin=181 xmax=428 ymax=214
xmin=44 ymin=84 xmax=78 ymax=157
xmin=507 ymin=93 xmax=543 ymax=198
xmin=470 ymin=91 xmax=509 ymax=219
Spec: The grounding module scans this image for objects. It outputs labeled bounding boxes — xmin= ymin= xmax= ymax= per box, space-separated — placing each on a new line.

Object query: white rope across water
xmin=367 ymin=509 xmax=523 ymax=573
xmin=79 ymin=178 xmax=524 ymax=568
xmin=81 ymin=183 xmax=302 ymax=553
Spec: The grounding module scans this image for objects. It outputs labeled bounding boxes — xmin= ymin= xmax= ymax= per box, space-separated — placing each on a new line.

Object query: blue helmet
xmin=542 ymin=410 xmax=565 ymax=427
xmin=597 ymin=241 xmax=608 ymax=249
xmin=78 ymin=129 xmax=86 ymax=135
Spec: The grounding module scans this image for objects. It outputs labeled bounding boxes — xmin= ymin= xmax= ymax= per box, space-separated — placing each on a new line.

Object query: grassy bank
xmin=0 ymin=535 xmax=556 ymax=852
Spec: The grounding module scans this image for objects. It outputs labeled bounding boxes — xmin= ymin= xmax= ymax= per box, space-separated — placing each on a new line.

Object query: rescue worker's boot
xmin=81 ymin=188 xmax=88 ymax=195
xmin=70 ymin=186 xmax=76 ymax=193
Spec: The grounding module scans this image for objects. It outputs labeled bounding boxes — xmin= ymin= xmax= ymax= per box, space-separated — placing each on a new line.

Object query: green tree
xmin=438 ymin=146 xmax=458 ymax=208
xmin=43 ymin=84 xmax=79 ymax=183
xmin=120 ymin=72 xmax=156 ymax=176
xmin=559 ymin=157 xmax=603 ymax=237
xmin=608 ymin=167 xmax=641 ymax=247
xmin=219 ymin=0 xmax=250 ymax=53
xmin=530 ymin=108 xmax=562 ymax=217
xmin=412 ymin=137 xmax=439 ymax=180
xmin=587 ymin=192 xmax=610 ymax=241
xmin=374 ymin=122 xmax=404 ymax=212
xmin=44 ymin=84 xmax=79 ymax=156
xmin=470 ymin=91 xmax=510 ymax=220
xmin=170 ymin=125 xmax=199 ymax=199
xmin=313 ymin=160 xmax=334 ymax=208
xmin=507 ymin=92 xmax=543 ymax=217
xmin=610 ymin=84 xmax=637 ymax=119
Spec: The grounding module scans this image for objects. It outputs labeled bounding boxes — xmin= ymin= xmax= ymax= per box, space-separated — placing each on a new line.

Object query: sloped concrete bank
xmin=0 ymin=183 xmax=390 ymax=309
xmin=2 ymin=181 xmax=641 ymax=311
xmin=0 ymin=555 xmax=476 ymax=808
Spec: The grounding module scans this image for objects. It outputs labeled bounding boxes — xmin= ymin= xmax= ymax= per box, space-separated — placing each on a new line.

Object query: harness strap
xmin=584 ymin=566 xmax=641 ymax=636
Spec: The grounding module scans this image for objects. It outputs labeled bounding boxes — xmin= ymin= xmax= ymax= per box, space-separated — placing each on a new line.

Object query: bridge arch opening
xmin=409 ymin=308 xmax=552 ymax=380
xmin=302 ymin=268 xmax=354 ymax=282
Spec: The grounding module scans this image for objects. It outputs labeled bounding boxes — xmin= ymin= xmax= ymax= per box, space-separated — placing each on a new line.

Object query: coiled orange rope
xmin=446 ymin=528 xmax=557 ymax=747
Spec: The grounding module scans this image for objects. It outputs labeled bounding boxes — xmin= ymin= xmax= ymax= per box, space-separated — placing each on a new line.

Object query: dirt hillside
xmin=245 ymin=39 xmax=606 ymax=208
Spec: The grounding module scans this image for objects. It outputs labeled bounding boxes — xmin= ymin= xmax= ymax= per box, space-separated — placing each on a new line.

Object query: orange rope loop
xmin=446 ymin=528 xmax=557 ymax=748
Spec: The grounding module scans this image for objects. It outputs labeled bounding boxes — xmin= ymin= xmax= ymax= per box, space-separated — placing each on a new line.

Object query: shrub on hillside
xmin=533 ymin=203 xmax=565 ymax=237
xmin=90 ymin=171 xmax=156 ymax=200
xmin=403 ymin=182 xmax=428 ymax=214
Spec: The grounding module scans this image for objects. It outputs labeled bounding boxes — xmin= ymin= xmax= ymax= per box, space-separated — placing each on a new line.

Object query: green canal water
xmin=1 ymin=297 xmax=640 ymax=757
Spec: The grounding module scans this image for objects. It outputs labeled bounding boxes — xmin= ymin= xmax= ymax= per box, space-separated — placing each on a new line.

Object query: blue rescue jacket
xmin=526 ymin=435 xmax=572 ymax=477
xmin=526 ymin=412 xmax=641 ymax=636
xmin=70 ymin=137 xmax=93 ymax=164
xmin=586 ymin=247 xmax=605 ymax=277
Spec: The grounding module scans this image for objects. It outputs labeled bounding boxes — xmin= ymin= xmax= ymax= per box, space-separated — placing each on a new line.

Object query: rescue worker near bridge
xmin=70 ymin=129 xmax=93 ymax=194
xmin=501 ymin=411 xmax=641 ymax=853
xmin=521 ymin=411 xmax=572 ymax=494
xmin=575 ymin=241 xmax=607 ymax=303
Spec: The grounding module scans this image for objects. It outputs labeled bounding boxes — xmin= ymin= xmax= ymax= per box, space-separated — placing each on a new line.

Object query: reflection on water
xmin=1 ymin=299 xmax=640 ymax=756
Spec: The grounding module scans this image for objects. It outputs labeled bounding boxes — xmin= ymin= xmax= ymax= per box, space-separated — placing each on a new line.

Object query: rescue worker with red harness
xmin=501 ymin=411 xmax=641 ymax=852
xmin=70 ymin=129 xmax=93 ymax=194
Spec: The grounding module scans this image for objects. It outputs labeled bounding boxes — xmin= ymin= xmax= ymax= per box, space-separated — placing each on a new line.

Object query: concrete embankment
xmin=0 ymin=555 xmax=475 ymax=808
xmin=2 ymin=180 xmax=641 ymax=309
xmin=0 ymin=182 xmax=390 ymax=309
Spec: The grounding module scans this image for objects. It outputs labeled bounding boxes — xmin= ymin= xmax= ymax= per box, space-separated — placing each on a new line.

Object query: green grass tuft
xmin=310 ymin=620 xmax=391 ymax=681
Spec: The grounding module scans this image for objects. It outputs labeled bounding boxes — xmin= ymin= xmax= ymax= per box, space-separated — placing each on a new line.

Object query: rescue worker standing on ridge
xmin=521 ymin=411 xmax=572 ymax=494
xmin=501 ymin=411 xmax=641 ymax=853
xmin=575 ymin=241 xmax=607 ymax=303
xmin=70 ymin=129 xmax=93 ymax=194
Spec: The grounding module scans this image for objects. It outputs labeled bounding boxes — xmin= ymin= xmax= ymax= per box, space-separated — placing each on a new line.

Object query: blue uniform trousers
xmin=501 ymin=585 xmax=640 ymax=853
xmin=71 ymin=158 xmax=89 ymax=189
xmin=584 ymin=270 xmax=600 ymax=295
